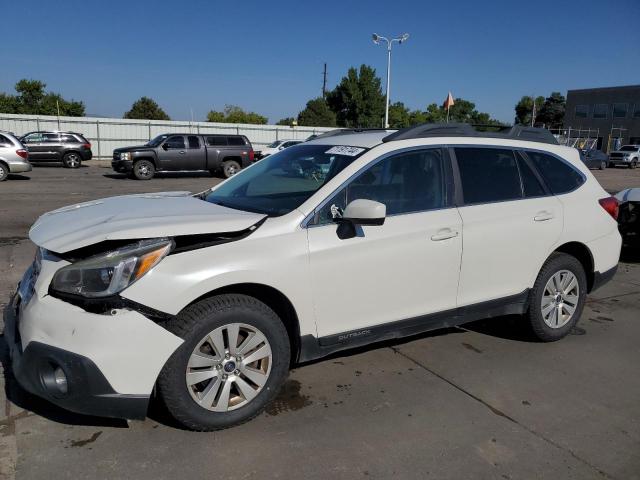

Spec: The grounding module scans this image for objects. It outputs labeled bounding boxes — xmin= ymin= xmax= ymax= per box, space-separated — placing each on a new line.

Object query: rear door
xmin=204 ymin=135 xmax=226 ymax=169
xmin=453 ymin=146 xmax=562 ymax=307
xmin=307 ymin=147 xmax=463 ymax=338
xmin=156 ymin=135 xmax=186 ymax=170
xmin=183 ymin=135 xmax=206 ymax=170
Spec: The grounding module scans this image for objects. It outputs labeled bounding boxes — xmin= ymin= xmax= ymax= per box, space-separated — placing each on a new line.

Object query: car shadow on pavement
xmin=6 ymin=175 xmax=30 ymax=181
xmin=0 ymin=335 xmax=128 ymax=429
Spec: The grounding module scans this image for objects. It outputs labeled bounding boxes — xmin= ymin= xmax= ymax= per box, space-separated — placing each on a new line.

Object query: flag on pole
xmin=443 ymin=92 xmax=454 ymax=123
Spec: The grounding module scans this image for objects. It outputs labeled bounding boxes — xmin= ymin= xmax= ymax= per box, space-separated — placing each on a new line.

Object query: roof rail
xmin=382 ymin=123 xmax=558 ymax=145
xmin=313 ymin=128 xmax=394 ymax=139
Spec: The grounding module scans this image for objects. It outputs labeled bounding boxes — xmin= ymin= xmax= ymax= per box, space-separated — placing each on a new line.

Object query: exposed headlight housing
xmin=120 ymin=152 xmax=131 ymax=161
xmin=51 ymin=238 xmax=173 ymax=298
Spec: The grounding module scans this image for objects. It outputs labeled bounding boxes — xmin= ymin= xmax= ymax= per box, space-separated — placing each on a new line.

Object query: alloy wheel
xmin=541 ymin=270 xmax=580 ymax=328
xmin=186 ymin=323 xmax=272 ymax=412
xmin=66 ymin=153 xmax=80 ymax=168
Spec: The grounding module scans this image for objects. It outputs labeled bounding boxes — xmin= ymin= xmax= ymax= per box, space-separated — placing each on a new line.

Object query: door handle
xmin=534 ymin=211 xmax=554 ymax=222
xmin=431 ymin=229 xmax=459 ymax=241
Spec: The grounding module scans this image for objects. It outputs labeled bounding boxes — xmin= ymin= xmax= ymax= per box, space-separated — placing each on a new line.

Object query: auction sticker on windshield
xmin=325 ymin=146 xmax=365 ymax=156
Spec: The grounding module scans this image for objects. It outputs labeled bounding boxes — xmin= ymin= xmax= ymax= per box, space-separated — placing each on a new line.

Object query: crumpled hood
xmin=29 ymin=191 xmax=266 ymax=253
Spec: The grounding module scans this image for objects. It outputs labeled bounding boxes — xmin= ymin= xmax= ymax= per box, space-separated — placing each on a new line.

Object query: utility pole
xmin=322 ymin=63 xmax=327 ymax=99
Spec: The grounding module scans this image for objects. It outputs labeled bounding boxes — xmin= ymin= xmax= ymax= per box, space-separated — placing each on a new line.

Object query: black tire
xmin=62 ymin=152 xmax=82 ymax=168
xmin=630 ymin=160 xmax=638 ymax=169
xmin=157 ymin=294 xmax=290 ymax=431
xmin=526 ymin=252 xmax=587 ymax=342
xmin=133 ymin=159 xmax=155 ymax=180
xmin=608 ymin=162 xmax=614 ymax=168
xmin=599 ymin=161 xmax=606 ymax=170
xmin=209 ymin=169 xmax=219 ymax=178
xmin=0 ymin=163 xmax=8 ymax=181
xmin=222 ymin=160 xmax=241 ymax=178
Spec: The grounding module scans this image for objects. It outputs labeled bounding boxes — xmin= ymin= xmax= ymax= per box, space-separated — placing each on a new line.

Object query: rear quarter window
xmin=526 ymin=151 xmax=584 ymax=195
xmin=0 ymin=134 xmax=13 ymax=146
xmin=227 ymin=136 xmax=246 ymax=146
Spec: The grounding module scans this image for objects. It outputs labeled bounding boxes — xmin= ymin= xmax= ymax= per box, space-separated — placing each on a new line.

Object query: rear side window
xmin=0 ymin=134 xmax=13 ymax=146
xmin=188 ymin=135 xmax=200 ymax=149
xmin=455 ymin=148 xmax=522 ymax=204
xmin=60 ymin=134 xmax=79 ymax=143
xmin=516 ymin=154 xmax=546 ymax=198
xmin=526 ymin=151 xmax=584 ymax=194
xmin=228 ymin=136 xmax=245 ymax=146
xmin=207 ymin=136 xmax=228 ymax=146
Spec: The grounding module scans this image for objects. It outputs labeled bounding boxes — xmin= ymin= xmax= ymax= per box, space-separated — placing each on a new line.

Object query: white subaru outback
xmin=4 ymin=124 xmax=621 ymax=430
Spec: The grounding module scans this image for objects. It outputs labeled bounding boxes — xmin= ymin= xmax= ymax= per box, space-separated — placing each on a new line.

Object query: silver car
xmin=0 ymin=131 xmax=32 ymax=181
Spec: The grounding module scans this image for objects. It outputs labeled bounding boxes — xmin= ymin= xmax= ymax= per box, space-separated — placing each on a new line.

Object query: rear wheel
xmin=62 ymin=152 xmax=81 ymax=168
xmin=0 ymin=163 xmax=8 ymax=181
xmin=222 ymin=160 xmax=241 ymax=178
xmin=133 ymin=159 xmax=155 ymax=180
xmin=157 ymin=294 xmax=290 ymax=431
xmin=527 ymin=253 xmax=587 ymax=342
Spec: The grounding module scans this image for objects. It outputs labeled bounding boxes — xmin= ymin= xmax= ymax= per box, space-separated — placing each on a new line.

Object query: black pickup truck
xmin=112 ymin=133 xmax=255 ymax=180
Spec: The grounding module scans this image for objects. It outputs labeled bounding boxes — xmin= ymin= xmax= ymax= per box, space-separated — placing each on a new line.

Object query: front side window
xmin=455 ymin=148 xmax=522 ymax=204
xmin=205 ymin=144 xmax=367 ymax=216
xmin=22 ymin=133 xmax=44 ymax=143
xmin=147 ymin=135 xmax=169 ymax=147
xmin=267 ymin=141 xmax=283 ymax=148
xmin=164 ymin=135 xmax=185 ymax=149
xmin=593 ymin=104 xmax=608 ymax=119
xmin=313 ymin=148 xmax=446 ymax=225
xmin=526 ymin=151 xmax=584 ymax=194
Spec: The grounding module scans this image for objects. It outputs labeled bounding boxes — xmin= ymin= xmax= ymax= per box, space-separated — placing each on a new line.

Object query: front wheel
xmin=62 ymin=152 xmax=81 ymax=168
xmin=599 ymin=161 xmax=606 ymax=170
xmin=133 ymin=160 xmax=155 ymax=180
xmin=630 ymin=160 xmax=638 ymax=169
xmin=157 ymin=294 xmax=290 ymax=431
xmin=526 ymin=253 xmax=587 ymax=342
xmin=0 ymin=163 xmax=8 ymax=181
xmin=222 ymin=160 xmax=241 ymax=178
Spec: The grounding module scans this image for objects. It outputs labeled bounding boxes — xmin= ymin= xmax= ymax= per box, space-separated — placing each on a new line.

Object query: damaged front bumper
xmin=4 ymin=254 xmax=183 ymax=420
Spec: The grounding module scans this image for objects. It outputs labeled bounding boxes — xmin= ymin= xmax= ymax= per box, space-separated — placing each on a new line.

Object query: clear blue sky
xmin=3 ymin=0 xmax=639 ymax=124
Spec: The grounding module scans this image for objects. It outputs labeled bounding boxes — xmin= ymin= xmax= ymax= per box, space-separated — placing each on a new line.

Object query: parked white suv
xmin=5 ymin=124 xmax=621 ymax=430
xmin=257 ymin=139 xmax=302 ymax=158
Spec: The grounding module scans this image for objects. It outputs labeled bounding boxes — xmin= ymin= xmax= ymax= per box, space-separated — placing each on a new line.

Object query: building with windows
xmin=563 ymin=85 xmax=640 ymax=152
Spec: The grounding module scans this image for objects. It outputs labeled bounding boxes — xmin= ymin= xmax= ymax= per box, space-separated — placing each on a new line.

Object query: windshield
xmin=205 ymin=144 xmax=368 ymax=216
xmin=147 ymin=134 xmax=170 ymax=147
xmin=266 ymin=141 xmax=283 ymax=148
xmin=619 ymin=146 xmax=638 ymax=151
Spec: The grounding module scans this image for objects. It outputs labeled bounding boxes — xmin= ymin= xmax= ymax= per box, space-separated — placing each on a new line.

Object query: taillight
xmin=16 ymin=149 xmax=28 ymax=159
xmin=599 ymin=196 xmax=619 ymax=220
xmin=249 ymin=149 xmax=255 ymax=162
xmin=83 ymin=143 xmax=91 ymax=149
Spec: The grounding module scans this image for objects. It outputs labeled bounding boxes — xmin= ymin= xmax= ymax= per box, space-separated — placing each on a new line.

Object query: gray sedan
xmin=0 ymin=131 xmax=32 ymax=181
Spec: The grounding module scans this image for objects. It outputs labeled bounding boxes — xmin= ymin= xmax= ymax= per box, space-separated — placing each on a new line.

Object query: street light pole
xmin=372 ymin=33 xmax=409 ymax=129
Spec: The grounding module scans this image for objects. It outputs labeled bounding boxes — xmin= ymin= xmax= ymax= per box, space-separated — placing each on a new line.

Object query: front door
xmin=157 ymin=135 xmax=186 ymax=171
xmin=307 ymin=147 xmax=462 ymax=338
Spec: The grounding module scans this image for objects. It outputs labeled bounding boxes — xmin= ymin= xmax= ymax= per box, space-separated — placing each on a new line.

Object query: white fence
xmin=0 ymin=113 xmax=334 ymax=158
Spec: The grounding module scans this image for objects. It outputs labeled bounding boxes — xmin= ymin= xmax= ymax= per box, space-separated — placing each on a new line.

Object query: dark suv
xmin=20 ymin=131 xmax=93 ymax=168
xmin=112 ymin=133 xmax=254 ymax=179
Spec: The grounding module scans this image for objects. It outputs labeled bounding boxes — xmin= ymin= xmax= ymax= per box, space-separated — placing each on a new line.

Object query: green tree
xmin=297 ymin=97 xmax=336 ymax=127
xmin=276 ymin=117 xmax=295 ymax=126
xmin=536 ymin=92 xmax=565 ymax=129
xmin=420 ymin=98 xmax=504 ymax=125
xmin=0 ymin=79 xmax=85 ymax=116
xmin=124 ymin=97 xmax=170 ymax=120
xmin=326 ymin=65 xmax=385 ymax=127
xmin=206 ymin=105 xmax=268 ymax=124
xmin=388 ymin=102 xmax=411 ymax=128
xmin=514 ymin=95 xmax=545 ymax=125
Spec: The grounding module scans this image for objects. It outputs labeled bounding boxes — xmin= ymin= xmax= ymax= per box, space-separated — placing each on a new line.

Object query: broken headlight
xmin=51 ymin=238 xmax=173 ymax=298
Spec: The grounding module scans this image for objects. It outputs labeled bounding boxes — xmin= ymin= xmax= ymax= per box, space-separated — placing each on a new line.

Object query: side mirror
xmin=335 ymin=199 xmax=386 ymax=239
